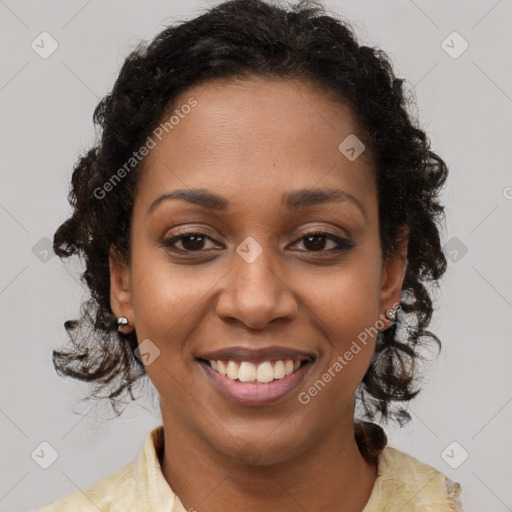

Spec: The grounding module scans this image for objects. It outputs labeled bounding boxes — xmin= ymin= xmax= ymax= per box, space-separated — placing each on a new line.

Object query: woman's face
xmin=110 ymin=76 xmax=407 ymax=464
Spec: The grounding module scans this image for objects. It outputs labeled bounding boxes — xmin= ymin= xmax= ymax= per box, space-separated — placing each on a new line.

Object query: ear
xmin=109 ymin=246 xmax=134 ymax=325
xmin=379 ymin=226 xmax=409 ymax=315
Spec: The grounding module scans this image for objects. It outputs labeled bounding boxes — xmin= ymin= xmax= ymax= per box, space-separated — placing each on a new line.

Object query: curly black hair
xmin=52 ymin=0 xmax=448 ymax=425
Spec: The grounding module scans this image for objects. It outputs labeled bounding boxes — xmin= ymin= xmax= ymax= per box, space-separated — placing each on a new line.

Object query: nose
xmin=215 ymin=244 xmax=299 ymax=330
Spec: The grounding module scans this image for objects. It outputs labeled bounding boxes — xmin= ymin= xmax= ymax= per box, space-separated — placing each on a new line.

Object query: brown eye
xmin=178 ymin=233 xmax=207 ymax=251
xmin=160 ymin=230 xmax=354 ymax=255
xmin=302 ymin=233 xmax=333 ymax=251
xmin=161 ymin=232 xmax=216 ymax=252
xmin=294 ymin=231 xmax=355 ymax=253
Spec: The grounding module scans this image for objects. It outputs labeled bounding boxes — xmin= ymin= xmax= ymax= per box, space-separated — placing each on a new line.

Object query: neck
xmin=159 ymin=413 xmax=379 ymax=512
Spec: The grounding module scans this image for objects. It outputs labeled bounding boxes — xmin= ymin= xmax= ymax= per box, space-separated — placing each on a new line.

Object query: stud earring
xmin=385 ymin=307 xmax=398 ymax=322
xmin=117 ymin=316 xmax=132 ymax=332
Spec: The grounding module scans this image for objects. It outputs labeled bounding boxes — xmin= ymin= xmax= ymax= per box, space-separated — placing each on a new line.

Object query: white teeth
xmin=217 ymin=360 xmax=227 ymax=376
xmin=256 ymin=361 xmax=274 ymax=383
xmin=238 ymin=361 xmax=256 ymax=382
xmin=208 ymin=358 xmax=307 ymax=383
xmin=273 ymin=360 xmax=285 ymax=379
xmin=226 ymin=360 xmax=239 ymax=380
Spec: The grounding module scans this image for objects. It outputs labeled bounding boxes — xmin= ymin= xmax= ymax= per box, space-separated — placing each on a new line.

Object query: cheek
xmin=298 ymin=250 xmax=382 ymax=391
xmin=303 ymin=252 xmax=383 ymax=337
xmin=298 ymin=300 xmax=378 ymax=418
xmin=129 ymin=248 xmax=214 ymax=340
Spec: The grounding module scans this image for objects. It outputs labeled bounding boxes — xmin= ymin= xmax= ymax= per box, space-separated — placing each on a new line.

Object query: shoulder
xmin=364 ymin=447 xmax=463 ymax=512
xmin=36 ymin=461 xmax=138 ymax=511
xmin=35 ymin=425 xmax=173 ymax=512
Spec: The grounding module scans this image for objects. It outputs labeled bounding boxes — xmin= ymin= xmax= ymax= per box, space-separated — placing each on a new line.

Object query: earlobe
xmin=109 ymin=246 xmax=134 ymax=326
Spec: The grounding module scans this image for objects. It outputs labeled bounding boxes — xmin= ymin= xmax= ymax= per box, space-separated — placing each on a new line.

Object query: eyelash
xmin=160 ymin=230 xmax=355 ymax=255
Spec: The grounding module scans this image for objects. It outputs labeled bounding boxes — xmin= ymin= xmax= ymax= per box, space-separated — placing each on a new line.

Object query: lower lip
xmin=198 ymin=360 xmax=314 ymax=406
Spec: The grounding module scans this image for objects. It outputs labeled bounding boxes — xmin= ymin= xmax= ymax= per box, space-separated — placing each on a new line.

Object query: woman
xmin=37 ymin=0 xmax=463 ymax=510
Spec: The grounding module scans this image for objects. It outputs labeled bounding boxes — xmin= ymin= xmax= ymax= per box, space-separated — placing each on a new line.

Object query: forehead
xmin=135 ymin=76 xmax=376 ymax=216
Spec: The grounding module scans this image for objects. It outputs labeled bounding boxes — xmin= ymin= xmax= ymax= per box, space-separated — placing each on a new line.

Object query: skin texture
xmin=110 ymin=76 xmax=408 ymax=511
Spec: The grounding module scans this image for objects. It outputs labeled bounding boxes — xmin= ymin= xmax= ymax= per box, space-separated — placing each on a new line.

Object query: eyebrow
xmin=147 ymin=187 xmax=366 ymax=220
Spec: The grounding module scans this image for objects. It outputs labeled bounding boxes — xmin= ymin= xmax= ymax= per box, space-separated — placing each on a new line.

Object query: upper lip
xmin=197 ymin=346 xmax=317 ymax=364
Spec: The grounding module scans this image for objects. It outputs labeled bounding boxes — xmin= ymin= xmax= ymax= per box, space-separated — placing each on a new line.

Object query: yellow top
xmin=36 ymin=425 xmax=463 ymax=511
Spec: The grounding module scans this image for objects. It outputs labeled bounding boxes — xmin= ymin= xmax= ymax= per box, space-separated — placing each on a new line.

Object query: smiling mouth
xmin=197 ymin=357 xmax=314 ymax=383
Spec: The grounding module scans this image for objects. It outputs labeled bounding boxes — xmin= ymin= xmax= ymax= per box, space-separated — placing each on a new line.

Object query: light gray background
xmin=1 ymin=1 xmax=511 ymax=511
